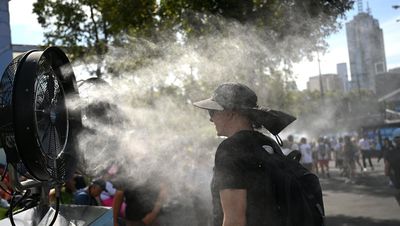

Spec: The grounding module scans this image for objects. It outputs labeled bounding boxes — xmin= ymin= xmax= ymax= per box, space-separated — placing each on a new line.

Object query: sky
xmin=8 ymin=0 xmax=400 ymax=90
xmin=292 ymin=0 xmax=400 ymax=89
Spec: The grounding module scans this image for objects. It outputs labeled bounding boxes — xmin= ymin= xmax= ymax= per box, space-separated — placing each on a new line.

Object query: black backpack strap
xmin=287 ymin=150 xmax=302 ymax=162
xmin=260 ymin=135 xmax=285 ymax=157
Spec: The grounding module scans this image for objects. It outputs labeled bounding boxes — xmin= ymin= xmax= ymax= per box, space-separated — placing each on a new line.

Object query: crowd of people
xmin=0 ymin=129 xmax=389 ymax=225
xmin=281 ymin=133 xmax=399 ymax=185
xmin=48 ymin=168 xmax=168 ymax=226
xmin=0 ymin=136 xmax=398 ymax=225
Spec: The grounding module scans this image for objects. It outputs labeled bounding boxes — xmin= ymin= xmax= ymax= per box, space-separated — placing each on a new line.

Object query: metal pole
xmin=317 ymin=51 xmax=324 ymax=99
xmin=357 ymin=73 xmax=362 ymax=98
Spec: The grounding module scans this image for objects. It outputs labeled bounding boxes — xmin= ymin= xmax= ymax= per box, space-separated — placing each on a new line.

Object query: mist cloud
xmin=70 ymin=13 xmax=346 ymax=222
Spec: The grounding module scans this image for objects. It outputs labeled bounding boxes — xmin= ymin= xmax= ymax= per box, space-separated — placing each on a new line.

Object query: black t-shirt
xmin=384 ymin=146 xmax=400 ymax=188
xmin=383 ymin=145 xmax=397 ymax=161
xmin=124 ymin=184 xmax=159 ymax=221
xmin=113 ymin=179 xmax=160 ymax=221
xmin=343 ymin=142 xmax=356 ymax=160
xmin=211 ymin=130 xmax=278 ymax=226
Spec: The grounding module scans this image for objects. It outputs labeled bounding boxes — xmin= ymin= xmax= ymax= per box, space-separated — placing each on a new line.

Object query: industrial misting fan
xmin=0 ymin=47 xmax=112 ymax=225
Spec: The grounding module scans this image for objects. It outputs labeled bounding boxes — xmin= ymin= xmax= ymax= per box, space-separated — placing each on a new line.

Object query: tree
xmin=157 ymin=0 xmax=354 ymax=61
xmin=33 ymin=0 xmax=354 ymax=76
xmin=33 ymin=0 xmax=356 ymax=131
xmin=33 ymin=0 xmax=158 ymax=77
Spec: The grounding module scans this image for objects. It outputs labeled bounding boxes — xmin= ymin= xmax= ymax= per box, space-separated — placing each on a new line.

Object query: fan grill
xmin=34 ymin=57 xmax=69 ymax=179
xmin=0 ymin=47 xmax=81 ymax=182
xmin=0 ymin=55 xmax=23 ymax=109
xmin=0 ymin=53 xmax=35 ymax=179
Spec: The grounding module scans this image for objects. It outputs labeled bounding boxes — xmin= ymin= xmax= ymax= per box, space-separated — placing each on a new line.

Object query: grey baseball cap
xmin=193 ymin=83 xmax=258 ymax=111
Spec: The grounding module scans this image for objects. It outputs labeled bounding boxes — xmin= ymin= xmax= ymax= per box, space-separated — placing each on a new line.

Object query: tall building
xmin=346 ymin=5 xmax=386 ymax=93
xmin=0 ymin=0 xmax=13 ymax=76
xmin=307 ymin=74 xmax=344 ymax=93
xmin=336 ymin=63 xmax=349 ymax=92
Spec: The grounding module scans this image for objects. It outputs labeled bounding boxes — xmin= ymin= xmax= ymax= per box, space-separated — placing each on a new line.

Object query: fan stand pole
xmin=8 ymin=165 xmax=50 ymax=221
xmin=38 ymin=183 xmax=51 ymax=221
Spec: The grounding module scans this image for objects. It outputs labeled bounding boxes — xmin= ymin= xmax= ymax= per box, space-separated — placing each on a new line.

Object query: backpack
xmin=255 ymin=135 xmax=325 ymax=226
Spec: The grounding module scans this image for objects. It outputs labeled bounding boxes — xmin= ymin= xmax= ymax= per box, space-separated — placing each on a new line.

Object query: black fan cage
xmin=34 ymin=56 xmax=69 ymax=179
xmin=0 ymin=47 xmax=81 ymax=182
xmin=0 ymin=52 xmax=34 ymax=178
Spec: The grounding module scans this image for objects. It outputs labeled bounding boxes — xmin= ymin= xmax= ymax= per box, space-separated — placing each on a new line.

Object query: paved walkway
xmin=321 ymin=159 xmax=400 ymax=226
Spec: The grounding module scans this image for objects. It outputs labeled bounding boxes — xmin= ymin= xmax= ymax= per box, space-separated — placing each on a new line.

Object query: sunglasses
xmin=208 ymin=110 xmax=218 ymax=118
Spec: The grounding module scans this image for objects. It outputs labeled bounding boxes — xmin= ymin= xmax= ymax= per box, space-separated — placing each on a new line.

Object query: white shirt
xmin=100 ymin=181 xmax=116 ymax=201
xmin=358 ymin=138 xmax=370 ymax=150
xmin=291 ymin=143 xmax=299 ymax=151
xmin=334 ymin=142 xmax=343 ymax=152
xmin=299 ymin=143 xmax=313 ymax=164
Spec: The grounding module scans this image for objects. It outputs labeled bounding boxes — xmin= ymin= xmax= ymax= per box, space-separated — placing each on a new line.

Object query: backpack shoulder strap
xmin=287 ymin=150 xmax=302 ymax=162
xmin=259 ymin=133 xmax=302 ymax=161
xmin=259 ymin=134 xmax=285 ymax=157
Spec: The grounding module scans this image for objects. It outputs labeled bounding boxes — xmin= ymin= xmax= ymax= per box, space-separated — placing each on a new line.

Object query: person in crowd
xmin=97 ymin=165 xmax=126 ymax=217
xmin=279 ymin=139 xmax=290 ymax=156
xmin=310 ymin=140 xmax=319 ymax=174
xmin=287 ymin=135 xmax=299 ymax=153
xmin=0 ymin=164 xmax=11 ymax=199
xmin=100 ymin=181 xmax=117 ymax=206
xmin=380 ymin=137 xmax=395 ymax=186
xmin=379 ymin=138 xmax=394 ymax=163
xmin=193 ymin=82 xmax=295 ymax=226
xmin=73 ymin=179 xmax=106 ymax=206
xmin=343 ymin=136 xmax=356 ymax=180
xmin=325 ymin=137 xmax=334 ymax=162
xmin=334 ymin=137 xmax=345 ymax=174
xmin=316 ymin=137 xmax=330 ymax=178
xmin=350 ymin=137 xmax=363 ymax=173
xmin=112 ymin=176 xmax=167 ymax=226
xmin=0 ymin=164 xmax=10 ymax=208
xmin=384 ymin=129 xmax=400 ymax=205
xmin=299 ymin=137 xmax=313 ymax=171
xmin=358 ymin=135 xmax=374 ymax=171
xmin=74 ymin=173 xmax=87 ymax=190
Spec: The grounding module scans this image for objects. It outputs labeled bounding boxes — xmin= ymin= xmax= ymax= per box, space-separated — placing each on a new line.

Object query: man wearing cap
xmin=384 ymin=128 xmax=400 ymax=205
xmin=193 ymin=82 xmax=295 ymax=226
xmin=73 ymin=179 xmax=106 ymax=206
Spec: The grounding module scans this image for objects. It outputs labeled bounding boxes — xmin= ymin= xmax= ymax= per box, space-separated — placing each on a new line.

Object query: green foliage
xmin=32 ymin=0 xmax=356 ymax=130
xmin=156 ymin=0 xmax=354 ymax=62
xmin=33 ymin=0 xmax=354 ymax=62
xmin=97 ymin=0 xmax=158 ymax=36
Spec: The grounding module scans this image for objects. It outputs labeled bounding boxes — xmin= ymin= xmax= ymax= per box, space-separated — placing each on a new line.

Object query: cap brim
xmin=193 ymin=98 xmax=224 ymax=110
